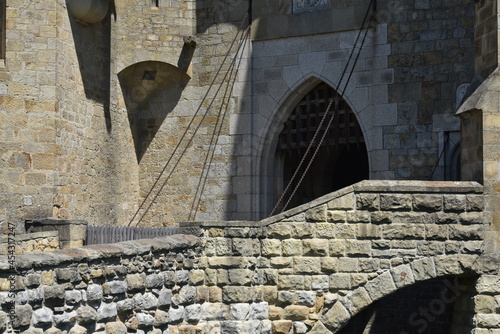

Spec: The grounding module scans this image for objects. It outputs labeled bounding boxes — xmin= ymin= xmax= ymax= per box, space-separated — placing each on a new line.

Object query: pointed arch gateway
xmin=273 ymin=81 xmax=369 ymax=212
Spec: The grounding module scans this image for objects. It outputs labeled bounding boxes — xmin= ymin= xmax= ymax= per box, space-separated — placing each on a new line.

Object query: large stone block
xmin=272 ymin=320 xmax=293 ymax=334
xmin=417 ymin=241 xmax=445 ymax=256
xmin=390 ymin=264 xmax=415 ymax=288
xmin=232 ymin=238 xmax=261 ymax=256
xmin=303 ymin=239 xmax=328 ymax=256
xmin=379 ymin=194 xmax=412 ymax=210
xmin=443 ymin=195 xmax=467 ymax=211
xmin=309 ymin=321 xmax=333 ymax=334
xmin=255 ymin=269 xmax=278 ymax=285
xmin=267 ymin=223 xmax=292 ymax=238
xmin=208 ymin=257 xmax=249 ymax=268
xmin=283 ymin=305 xmax=309 ymax=320
xmin=315 ymin=223 xmax=336 ymax=238
xmin=261 ymin=239 xmax=282 ymax=256
xmin=337 ymin=258 xmax=359 ymax=273
xmin=466 ymin=195 xmax=484 ymax=211
xmin=356 ymin=194 xmax=379 ymax=210
xmin=228 ymin=269 xmax=254 ymax=286
xmin=449 ymin=225 xmax=484 ymax=240
xmin=322 ymin=301 xmax=350 ymax=332
xmin=413 ymin=194 xmax=442 ymax=211
xmin=426 ymin=224 xmax=448 ymax=240
xmin=383 ymin=224 xmax=425 ymax=239
xmin=126 ymin=273 xmax=146 ymax=291
xmin=475 ymin=314 xmax=500 ymax=328
xmin=370 ymin=211 xmax=393 ymax=224
xmin=278 ymin=275 xmax=305 ymax=290
xmin=364 ymin=271 xmax=397 ymax=301
xmin=476 ymin=276 xmax=500 ymax=294
xmin=346 ymin=211 xmax=370 ymax=224
xmin=327 ymin=193 xmax=355 ymax=210
xmin=271 ymin=257 xmax=293 ymax=268
xmin=306 ymin=205 xmax=327 ymax=222
xmin=201 ymin=302 xmax=228 ymax=321
xmin=459 ymin=212 xmax=484 ymax=225
xmin=77 ymin=306 xmax=97 ymax=325
xmin=335 ymin=224 xmax=356 ymax=239
xmin=345 ymin=240 xmax=371 ymax=256
xmin=289 ymin=223 xmax=314 ymax=238
xmin=205 ymin=238 xmax=232 ymax=256
xmin=282 ymin=239 xmax=303 ymax=256
xmin=262 ymin=286 xmax=278 ymax=303
xmin=222 ymin=286 xmax=256 ymax=303
xmin=327 ymin=211 xmax=347 ymax=223
xmin=311 ymin=275 xmax=329 ymax=291
xmin=293 ymin=257 xmax=322 ymax=274
xmin=322 ymin=257 xmax=338 ymax=272
xmin=329 ymin=274 xmax=350 ymax=290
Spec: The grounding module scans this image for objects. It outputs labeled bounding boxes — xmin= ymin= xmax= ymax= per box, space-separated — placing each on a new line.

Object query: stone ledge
xmin=27 ymin=218 xmax=88 ymax=226
xmin=351 ymin=180 xmax=483 ymax=194
xmin=0 ymin=234 xmax=200 ymax=270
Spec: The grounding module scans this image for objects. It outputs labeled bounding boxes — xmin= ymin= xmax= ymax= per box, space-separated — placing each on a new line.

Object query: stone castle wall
xmin=0 ymin=0 xmax=480 ymax=229
xmin=0 ymin=0 xmax=61 ymax=228
xmin=110 ymin=0 xmax=252 ymax=226
xmin=1 ymin=181 xmax=498 ymax=333
xmin=0 ymin=0 xmax=252 ymax=229
xmin=252 ymin=0 xmax=475 ymax=217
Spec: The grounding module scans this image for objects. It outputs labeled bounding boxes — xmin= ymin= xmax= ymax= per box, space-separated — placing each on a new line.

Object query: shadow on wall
xmin=67 ymin=0 xmax=116 ymax=132
xmin=195 ymin=0 xmax=250 ymax=33
xmin=118 ymin=61 xmax=191 ymax=162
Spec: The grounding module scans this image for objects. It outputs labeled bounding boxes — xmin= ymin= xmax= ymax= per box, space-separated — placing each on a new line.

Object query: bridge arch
xmin=312 ymin=254 xmax=487 ymax=333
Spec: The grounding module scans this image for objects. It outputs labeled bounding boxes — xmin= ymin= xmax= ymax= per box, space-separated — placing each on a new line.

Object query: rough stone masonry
xmin=0 ymin=181 xmax=498 ymax=333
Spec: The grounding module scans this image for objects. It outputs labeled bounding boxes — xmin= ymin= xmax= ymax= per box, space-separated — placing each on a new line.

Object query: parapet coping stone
xmin=0 ymin=231 xmax=59 ymax=242
xmin=27 ymin=218 xmax=88 ymax=226
xmin=0 ymin=234 xmax=200 ymax=271
xmin=180 ymin=180 xmax=484 ymax=229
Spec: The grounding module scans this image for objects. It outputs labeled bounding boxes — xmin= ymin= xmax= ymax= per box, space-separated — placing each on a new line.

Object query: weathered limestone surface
xmin=0 ymin=0 xmax=477 ymax=229
xmin=0 ymin=181 xmax=497 ymax=333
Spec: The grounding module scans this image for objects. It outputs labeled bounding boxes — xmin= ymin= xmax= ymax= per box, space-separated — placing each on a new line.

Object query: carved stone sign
xmin=293 ymin=0 xmax=329 ymax=13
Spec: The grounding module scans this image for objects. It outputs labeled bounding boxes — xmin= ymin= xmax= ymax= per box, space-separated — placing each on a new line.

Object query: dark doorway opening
xmin=274 ymin=82 xmax=368 ymax=211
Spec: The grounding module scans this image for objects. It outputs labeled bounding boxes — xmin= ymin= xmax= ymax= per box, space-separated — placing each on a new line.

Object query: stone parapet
xmin=0 ymin=181 xmax=498 ymax=333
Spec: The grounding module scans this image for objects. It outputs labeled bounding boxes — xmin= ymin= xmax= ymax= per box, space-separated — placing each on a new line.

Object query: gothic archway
xmin=274 ymin=82 xmax=368 ymax=212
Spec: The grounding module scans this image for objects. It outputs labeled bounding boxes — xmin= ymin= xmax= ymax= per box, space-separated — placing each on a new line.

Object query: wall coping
xmin=26 ymin=218 xmax=88 ymax=226
xmin=0 ymin=234 xmax=200 ymax=271
xmin=180 ymin=180 xmax=484 ymax=229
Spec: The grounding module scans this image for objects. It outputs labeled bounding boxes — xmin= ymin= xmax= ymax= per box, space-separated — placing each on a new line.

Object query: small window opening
xmin=151 ymin=0 xmax=159 ymax=8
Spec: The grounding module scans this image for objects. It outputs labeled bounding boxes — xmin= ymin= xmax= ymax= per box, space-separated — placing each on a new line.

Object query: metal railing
xmin=86 ymin=225 xmax=182 ymax=245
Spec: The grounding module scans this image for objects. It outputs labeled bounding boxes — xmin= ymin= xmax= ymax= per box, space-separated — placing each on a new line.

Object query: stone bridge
xmin=1 ymin=181 xmax=499 ymax=333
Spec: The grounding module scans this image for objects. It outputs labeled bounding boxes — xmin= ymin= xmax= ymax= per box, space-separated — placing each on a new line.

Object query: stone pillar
xmin=25 ymin=218 xmax=88 ymax=249
xmin=457 ymin=0 xmax=500 ymax=253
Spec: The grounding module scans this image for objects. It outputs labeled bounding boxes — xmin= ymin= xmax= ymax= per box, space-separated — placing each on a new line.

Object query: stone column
xmin=457 ymin=0 xmax=500 ymax=253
